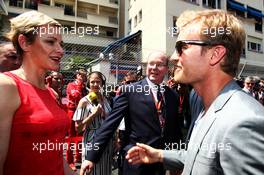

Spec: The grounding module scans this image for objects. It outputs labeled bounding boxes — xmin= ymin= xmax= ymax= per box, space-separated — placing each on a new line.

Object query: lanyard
xmin=151 ymin=88 xmax=165 ymax=134
xmin=151 ymin=89 xmax=163 ymax=112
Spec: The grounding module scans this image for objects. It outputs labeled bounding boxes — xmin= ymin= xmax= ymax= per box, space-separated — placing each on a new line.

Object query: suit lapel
xmin=184 ymin=108 xmax=217 ymax=174
xmin=141 ymin=78 xmax=160 ymax=125
xmin=183 ymin=80 xmax=241 ymax=174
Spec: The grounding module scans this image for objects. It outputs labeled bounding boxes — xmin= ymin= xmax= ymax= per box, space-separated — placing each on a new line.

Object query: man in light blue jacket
xmin=126 ymin=9 xmax=264 ymax=175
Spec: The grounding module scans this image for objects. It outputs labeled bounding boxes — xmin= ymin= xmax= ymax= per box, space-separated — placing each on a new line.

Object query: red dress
xmin=3 ymin=72 xmax=70 ymax=175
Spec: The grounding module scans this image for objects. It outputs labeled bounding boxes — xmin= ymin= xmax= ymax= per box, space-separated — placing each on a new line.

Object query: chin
xmin=149 ymin=77 xmax=157 ymax=81
xmin=151 ymin=79 xmax=162 ymax=85
xmin=173 ymin=76 xmax=183 ymax=83
xmin=49 ymin=65 xmax=60 ymax=71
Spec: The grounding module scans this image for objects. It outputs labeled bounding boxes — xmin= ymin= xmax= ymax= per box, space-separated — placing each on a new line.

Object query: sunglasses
xmin=175 ymin=40 xmax=223 ymax=56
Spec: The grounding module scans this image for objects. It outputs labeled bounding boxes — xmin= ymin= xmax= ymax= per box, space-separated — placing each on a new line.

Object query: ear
xmin=209 ymin=45 xmax=226 ymax=66
xmin=18 ymin=34 xmax=31 ymax=52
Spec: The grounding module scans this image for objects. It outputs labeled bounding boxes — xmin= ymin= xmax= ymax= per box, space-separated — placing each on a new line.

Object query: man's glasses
xmin=245 ymin=82 xmax=255 ymax=85
xmin=175 ymin=40 xmax=223 ymax=56
xmin=148 ymin=62 xmax=167 ymax=68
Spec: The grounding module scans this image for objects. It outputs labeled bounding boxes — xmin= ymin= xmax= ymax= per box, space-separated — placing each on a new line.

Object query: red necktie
xmin=157 ymin=85 xmax=165 ymax=130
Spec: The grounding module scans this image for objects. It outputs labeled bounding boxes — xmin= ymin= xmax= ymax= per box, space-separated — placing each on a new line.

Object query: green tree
xmin=61 ymin=55 xmax=94 ymax=70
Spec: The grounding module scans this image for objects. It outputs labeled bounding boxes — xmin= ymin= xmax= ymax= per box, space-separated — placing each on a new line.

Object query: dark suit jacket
xmin=86 ymin=78 xmax=182 ymax=175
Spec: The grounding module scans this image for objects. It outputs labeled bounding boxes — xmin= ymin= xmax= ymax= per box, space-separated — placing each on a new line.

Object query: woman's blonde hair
xmin=6 ymin=11 xmax=61 ymax=57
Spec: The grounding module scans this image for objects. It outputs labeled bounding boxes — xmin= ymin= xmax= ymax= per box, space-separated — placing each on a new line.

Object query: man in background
xmin=242 ymin=76 xmax=255 ymax=97
xmin=81 ymin=51 xmax=182 ymax=175
xmin=0 ymin=41 xmax=21 ymax=72
xmin=126 ymin=9 xmax=264 ymax=175
xmin=66 ymin=69 xmax=87 ymax=171
xmin=116 ymin=71 xmax=138 ymax=175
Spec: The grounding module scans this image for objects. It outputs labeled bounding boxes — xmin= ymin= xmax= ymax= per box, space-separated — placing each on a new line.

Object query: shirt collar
xmin=146 ymin=77 xmax=164 ymax=90
xmin=146 ymin=77 xmax=156 ymax=89
xmin=146 ymin=77 xmax=166 ymax=101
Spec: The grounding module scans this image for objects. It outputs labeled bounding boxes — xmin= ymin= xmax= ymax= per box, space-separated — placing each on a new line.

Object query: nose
xmin=56 ymin=43 xmax=64 ymax=57
xmin=152 ymin=63 xmax=158 ymax=69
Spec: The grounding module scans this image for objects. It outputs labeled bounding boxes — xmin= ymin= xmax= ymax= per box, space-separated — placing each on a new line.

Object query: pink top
xmin=3 ymin=72 xmax=70 ymax=175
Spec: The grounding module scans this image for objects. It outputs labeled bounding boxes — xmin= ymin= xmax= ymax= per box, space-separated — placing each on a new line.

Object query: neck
xmin=193 ymin=74 xmax=232 ymax=112
xmin=147 ymin=77 xmax=162 ymax=86
xmin=93 ymin=92 xmax=103 ymax=103
xmin=15 ymin=65 xmax=47 ymax=89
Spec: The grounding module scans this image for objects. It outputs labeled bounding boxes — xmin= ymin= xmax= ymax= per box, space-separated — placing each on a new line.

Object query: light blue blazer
xmin=163 ymin=80 xmax=264 ymax=175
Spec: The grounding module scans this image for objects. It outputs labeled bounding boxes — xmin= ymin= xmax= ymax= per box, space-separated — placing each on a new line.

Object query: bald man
xmin=0 ymin=42 xmax=21 ymax=72
xmin=80 ymin=51 xmax=182 ymax=175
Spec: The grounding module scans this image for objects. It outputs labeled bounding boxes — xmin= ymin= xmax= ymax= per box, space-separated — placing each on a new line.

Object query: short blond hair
xmin=6 ymin=11 xmax=61 ymax=57
xmin=176 ymin=10 xmax=245 ymax=77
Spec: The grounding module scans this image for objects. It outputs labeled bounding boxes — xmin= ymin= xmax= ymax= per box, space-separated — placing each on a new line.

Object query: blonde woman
xmin=0 ymin=11 xmax=74 ymax=175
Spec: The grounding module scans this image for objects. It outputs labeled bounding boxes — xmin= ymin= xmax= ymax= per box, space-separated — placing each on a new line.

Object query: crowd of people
xmin=126 ymin=9 xmax=264 ymax=175
xmin=1 ymin=9 xmax=264 ymax=175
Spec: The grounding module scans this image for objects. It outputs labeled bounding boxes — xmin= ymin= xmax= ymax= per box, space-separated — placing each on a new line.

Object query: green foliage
xmin=62 ymin=55 xmax=94 ymax=70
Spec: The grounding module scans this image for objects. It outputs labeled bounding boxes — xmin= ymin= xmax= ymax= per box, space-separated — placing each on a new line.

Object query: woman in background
xmin=73 ymin=71 xmax=113 ymax=175
xmin=0 ymin=11 xmax=73 ymax=175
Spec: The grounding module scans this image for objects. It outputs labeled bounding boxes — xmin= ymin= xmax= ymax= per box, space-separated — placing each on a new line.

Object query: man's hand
xmin=125 ymin=143 xmax=163 ymax=164
xmin=80 ymin=160 xmax=94 ymax=175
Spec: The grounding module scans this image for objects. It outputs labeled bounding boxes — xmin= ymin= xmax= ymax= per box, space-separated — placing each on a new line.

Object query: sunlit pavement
xmin=73 ymin=162 xmax=118 ymax=175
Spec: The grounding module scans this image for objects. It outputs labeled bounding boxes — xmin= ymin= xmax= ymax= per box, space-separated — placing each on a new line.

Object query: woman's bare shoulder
xmin=0 ymin=73 xmax=17 ymax=88
xmin=77 ymin=96 xmax=90 ymax=108
xmin=0 ymin=73 xmax=20 ymax=108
